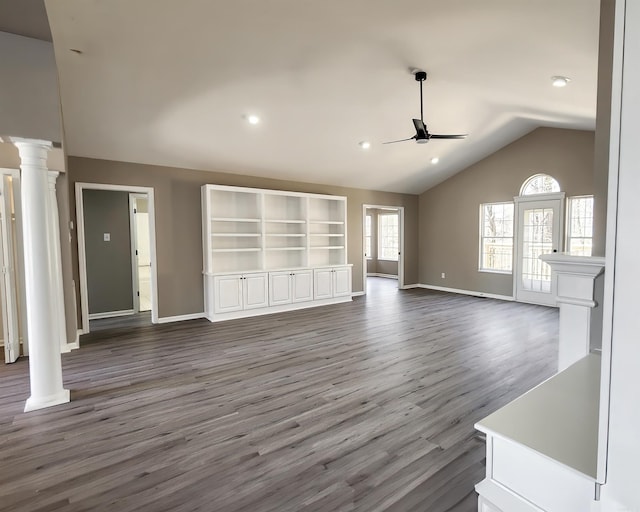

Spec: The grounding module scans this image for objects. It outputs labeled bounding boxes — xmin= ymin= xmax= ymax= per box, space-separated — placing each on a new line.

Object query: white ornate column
xmin=540 ymin=253 xmax=606 ymax=371
xmin=12 ymin=138 xmax=69 ymax=412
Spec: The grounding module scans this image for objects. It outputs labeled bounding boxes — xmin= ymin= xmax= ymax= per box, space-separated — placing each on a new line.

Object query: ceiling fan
xmin=383 ymin=71 xmax=467 ymax=145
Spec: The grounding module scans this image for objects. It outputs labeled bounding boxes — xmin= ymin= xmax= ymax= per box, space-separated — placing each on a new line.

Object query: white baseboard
xmin=60 ymin=342 xmax=79 ymax=353
xmin=89 ymin=309 xmax=135 ymax=320
xmin=401 ymin=284 xmax=421 ymax=290
xmin=156 ymin=312 xmax=206 ymax=324
xmin=352 ymin=291 xmax=365 ymax=297
xmin=416 ymin=284 xmax=514 ymax=302
xmin=367 ymin=273 xmax=398 ymax=279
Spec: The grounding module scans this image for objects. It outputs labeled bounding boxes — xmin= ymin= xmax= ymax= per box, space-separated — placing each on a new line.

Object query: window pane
xmin=521 ymin=174 xmax=561 ymax=195
xmin=567 ymin=196 xmax=594 ymax=257
xmin=378 ymin=214 xmax=398 ymax=261
xmin=480 ymin=202 xmax=514 ymax=272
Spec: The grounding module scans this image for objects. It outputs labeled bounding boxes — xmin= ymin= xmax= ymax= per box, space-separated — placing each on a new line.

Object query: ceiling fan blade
xmin=429 ymin=134 xmax=467 ymax=139
xmin=412 ymin=118 xmax=427 ymax=137
xmin=382 ymin=136 xmax=416 ymax=145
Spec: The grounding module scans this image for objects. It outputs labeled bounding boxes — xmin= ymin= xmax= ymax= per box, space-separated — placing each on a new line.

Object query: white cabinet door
xmin=213 ymin=274 xmax=243 ymax=313
xmin=333 ymin=267 xmax=352 ymax=297
xmin=269 ymin=271 xmax=292 ymax=306
xmin=314 ymin=269 xmax=334 ymax=299
xmin=243 ymin=273 xmax=269 ymax=310
xmin=292 ymin=270 xmax=313 ymax=303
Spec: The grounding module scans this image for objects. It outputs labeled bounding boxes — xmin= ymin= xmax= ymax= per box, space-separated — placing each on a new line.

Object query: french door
xmin=514 ymin=193 xmax=564 ymax=306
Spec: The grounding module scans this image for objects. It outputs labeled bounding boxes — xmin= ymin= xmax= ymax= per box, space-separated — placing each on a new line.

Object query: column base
xmin=24 ymin=388 xmax=70 ymax=412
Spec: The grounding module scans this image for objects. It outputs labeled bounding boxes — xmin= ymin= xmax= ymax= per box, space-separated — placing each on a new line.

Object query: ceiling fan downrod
xmin=415 ymin=71 xmax=427 ymax=123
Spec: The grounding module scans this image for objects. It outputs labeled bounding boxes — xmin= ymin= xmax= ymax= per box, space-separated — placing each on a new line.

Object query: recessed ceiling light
xmin=359 ymin=141 xmax=371 ymax=150
xmin=431 ymin=157 xmax=440 ymax=164
xmin=246 ymin=114 xmax=260 ymax=125
xmin=551 ymin=76 xmax=571 ymax=87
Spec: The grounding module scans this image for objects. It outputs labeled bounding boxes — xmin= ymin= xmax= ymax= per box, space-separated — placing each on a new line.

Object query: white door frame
xmin=75 ymin=183 xmax=159 ymax=333
xmin=513 ymin=192 xmax=565 ymax=305
xmin=362 ymin=204 xmax=405 ymax=293
xmin=0 ymin=168 xmax=28 ymax=360
xmin=0 ymin=176 xmax=19 ymax=363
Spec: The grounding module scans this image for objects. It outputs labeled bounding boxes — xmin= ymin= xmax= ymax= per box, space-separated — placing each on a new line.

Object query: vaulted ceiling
xmin=4 ymin=0 xmax=600 ymax=193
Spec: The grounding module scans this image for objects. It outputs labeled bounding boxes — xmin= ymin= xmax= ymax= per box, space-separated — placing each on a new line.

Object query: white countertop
xmin=476 ymin=353 xmax=601 ymax=480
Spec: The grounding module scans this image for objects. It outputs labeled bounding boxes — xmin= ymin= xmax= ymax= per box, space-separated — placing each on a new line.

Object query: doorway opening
xmin=76 ymin=183 xmax=158 ymax=339
xmin=362 ymin=204 xmax=404 ymax=294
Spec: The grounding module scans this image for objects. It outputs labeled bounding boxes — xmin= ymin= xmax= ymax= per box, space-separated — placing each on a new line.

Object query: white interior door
xmin=0 ymin=176 xmax=20 ymax=363
xmin=514 ymin=194 xmax=564 ymax=306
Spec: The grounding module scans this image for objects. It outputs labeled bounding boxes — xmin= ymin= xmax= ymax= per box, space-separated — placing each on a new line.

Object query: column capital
xmin=540 ymin=253 xmax=606 ymax=306
xmin=48 ymin=170 xmax=60 ymax=190
xmin=6 ymin=137 xmax=52 ymax=150
xmin=10 ymin=138 xmax=52 ymax=170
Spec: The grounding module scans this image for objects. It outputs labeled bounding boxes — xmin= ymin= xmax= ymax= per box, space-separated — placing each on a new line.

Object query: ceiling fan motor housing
xmin=415 ymin=71 xmax=427 ymax=82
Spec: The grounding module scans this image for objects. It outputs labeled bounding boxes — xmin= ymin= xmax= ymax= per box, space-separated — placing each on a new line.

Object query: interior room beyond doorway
xmin=363 ymin=205 xmax=404 ymax=292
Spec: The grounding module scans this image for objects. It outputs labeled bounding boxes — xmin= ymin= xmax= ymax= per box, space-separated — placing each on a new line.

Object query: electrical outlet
xmin=441 ymin=272 xmax=446 ymax=279
xmin=104 ymin=233 xmax=111 ymax=242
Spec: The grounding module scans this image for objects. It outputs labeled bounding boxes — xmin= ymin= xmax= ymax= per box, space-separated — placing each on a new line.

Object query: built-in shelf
xmin=211 ymin=233 xmax=261 ymax=237
xmin=202 ymin=184 xmax=347 ymax=275
xmin=212 ymin=248 xmax=262 ymax=253
xmin=211 ymin=217 xmax=261 ymax=223
xmin=202 ymin=184 xmax=351 ymax=323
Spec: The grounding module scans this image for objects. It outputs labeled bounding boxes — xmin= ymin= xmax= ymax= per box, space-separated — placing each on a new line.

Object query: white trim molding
xmin=416 ymin=284 xmax=515 ymax=302
xmin=156 ymin=313 xmax=207 ymax=324
xmin=366 ymin=273 xmax=398 ymax=279
xmin=351 ymin=291 xmax=365 ymax=297
xmin=88 ymin=309 xmax=135 ymax=320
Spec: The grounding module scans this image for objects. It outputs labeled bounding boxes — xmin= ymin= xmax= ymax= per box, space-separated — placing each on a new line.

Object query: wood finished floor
xmin=0 ymin=278 xmax=558 ymax=512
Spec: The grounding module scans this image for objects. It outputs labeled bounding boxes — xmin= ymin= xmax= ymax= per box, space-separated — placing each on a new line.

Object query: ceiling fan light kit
xmin=383 ymin=70 xmax=467 ymax=145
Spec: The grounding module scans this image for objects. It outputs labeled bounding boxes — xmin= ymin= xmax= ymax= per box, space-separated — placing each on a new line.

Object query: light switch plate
xmin=104 ymin=233 xmax=111 ymax=242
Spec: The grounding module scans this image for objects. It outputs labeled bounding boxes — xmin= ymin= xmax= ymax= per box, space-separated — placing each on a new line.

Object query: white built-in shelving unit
xmin=202 ymin=185 xmax=352 ymax=322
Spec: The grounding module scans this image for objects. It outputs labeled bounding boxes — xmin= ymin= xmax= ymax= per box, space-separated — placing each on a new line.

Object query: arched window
xmin=520 ymin=174 xmax=561 ymax=196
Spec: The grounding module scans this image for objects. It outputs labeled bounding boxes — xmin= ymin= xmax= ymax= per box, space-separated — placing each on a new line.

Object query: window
xmin=378 ymin=213 xmax=398 ymax=261
xmin=567 ymin=195 xmax=594 ymax=256
xmin=521 ymin=174 xmax=561 ymax=195
xmin=480 ymin=202 xmax=514 ymax=272
xmin=365 ymin=214 xmax=372 ymax=259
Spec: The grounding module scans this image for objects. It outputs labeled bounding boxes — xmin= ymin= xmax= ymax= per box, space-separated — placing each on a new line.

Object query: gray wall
xmin=67 ymin=158 xmax=419 ymax=318
xmin=83 ymin=189 xmax=134 ymax=314
xmin=592 ymin=0 xmax=616 ymax=257
xmin=419 ymin=127 xmax=595 ymax=297
xmin=0 ymin=32 xmax=61 ymax=142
